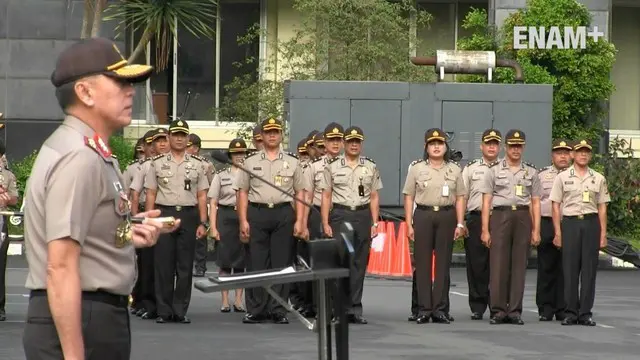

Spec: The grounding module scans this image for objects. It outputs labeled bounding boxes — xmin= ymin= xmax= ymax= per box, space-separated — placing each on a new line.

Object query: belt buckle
xmin=267 ymin=203 xmax=274 ymax=209
xmin=349 ymin=206 xmax=356 ymax=211
xmin=176 ymin=206 xmax=182 ymax=211
xmin=578 ymin=214 xmax=584 ymax=220
xmin=233 ymin=206 xmax=237 ymax=210
xmin=433 ymin=206 xmax=440 ymax=212
xmin=511 ymin=205 xmax=517 ymax=211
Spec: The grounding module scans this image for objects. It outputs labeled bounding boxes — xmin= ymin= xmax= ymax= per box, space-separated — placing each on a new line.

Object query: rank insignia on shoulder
xmin=84 ymin=136 xmax=111 ymax=158
xmin=244 ymin=152 xmax=258 ymax=160
xmin=449 ymin=161 xmax=460 ymax=168
xmin=190 ymin=154 xmax=204 ymax=162
xmin=361 ymin=156 xmax=375 ymax=164
xmin=523 ymin=161 xmax=537 ymax=170
xmin=312 ymin=157 xmax=324 ymax=163
xmin=466 ymin=159 xmax=478 ymax=166
xmin=216 ymin=166 xmax=230 ymax=174
xmin=151 ymin=154 xmax=164 ymax=161
xmin=328 ymin=157 xmax=340 ymax=164
xmin=285 ymin=151 xmax=299 ymax=159
xmin=539 ymin=165 xmax=551 ymax=172
xmin=111 ymin=154 xmax=118 ymax=159
xmin=409 ymin=159 xmax=424 ymax=167
xmin=489 ymin=161 xmax=500 ymax=167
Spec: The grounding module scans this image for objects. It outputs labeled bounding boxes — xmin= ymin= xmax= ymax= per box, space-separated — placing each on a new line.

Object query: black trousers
xmin=0 ymin=217 xmax=9 ymax=311
xmin=290 ymin=207 xmax=321 ymax=311
xmin=329 ymin=206 xmax=372 ymax=316
xmin=464 ymin=211 xmax=490 ymax=315
xmin=410 ymin=262 xmax=452 ymax=316
xmin=154 ymin=205 xmax=198 ymax=319
xmin=138 ymin=246 xmax=156 ymax=314
xmin=562 ymin=214 xmax=600 ymax=320
xmin=194 ymin=235 xmax=208 ymax=273
xmin=23 ymin=292 xmax=131 ymax=360
xmin=536 ymin=217 xmax=565 ymax=318
xmin=247 ymin=204 xmax=295 ymax=316
xmin=413 ymin=207 xmax=456 ymax=317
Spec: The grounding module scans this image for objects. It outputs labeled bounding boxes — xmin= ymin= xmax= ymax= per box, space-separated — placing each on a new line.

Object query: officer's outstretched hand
xmin=131 ymin=209 xmax=181 ymax=248
xmin=239 ymin=221 xmax=250 ymax=243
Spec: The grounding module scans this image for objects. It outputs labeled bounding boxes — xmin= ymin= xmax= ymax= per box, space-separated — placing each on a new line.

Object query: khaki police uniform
xmin=403 ymin=128 xmax=466 ymax=324
xmin=461 ymin=129 xmax=501 ymax=319
xmin=320 ymin=126 xmax=381 ymax=321
xmin=0 ymin=162 xmax=18 ymax=320
xmin=144 ymin=120 xmax=209 ymax=323
xmin=234 ymin=117 xmax=304 ymax=322
xmin=208 ymin=139 xmax=247 ymax=272
xmin=22 ymin=37 xmax=153 ymax=359
xmin=549 ymin=139 xmax=610 ymax=325
xmin=535 ymin=139 xmax=572 ymax=321
xmin=480 ymin=129 xmax=541 ymax=323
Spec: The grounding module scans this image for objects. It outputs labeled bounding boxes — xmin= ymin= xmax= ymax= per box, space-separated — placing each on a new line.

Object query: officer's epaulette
xmin=285 ymin=151 xmax=299 ymax=159
xmin=523 ymin=161 xmax=537 ymax=170
xmin=466 ymin=159 xmax=478 ymax=166
xmin=488 ymin=161 xmax=500 ymax=168
xmin=539 ymin=165 xmax=552 ymax=172
xmin=361 ymin=156 xmax=376 ymax=164
xmin=189 ymin=154 xmax=204 ymax=162
xmin=216 ymin=166 xmax=230 ymax=174
xmin=150 ymin=154 xmax=164 ymax=161
xmin=312 ymin=157 xmax=324 ymax=164
xmin=448 ymin=161 xmax=460 ymax=168
xmin=244 ymin=151 xmax=258 ymax=160
xmin=111 ymin=154 xmax=118 ymax=159
xmin=327 ymin=157 xmax=340 ymax=164
xmin=409 ymin=159 xmax=424 ymax=167
xmin=301 ymin=163 xmax=309 ymax=169
xmin=141 ymin=157 xmax=152 ymax=163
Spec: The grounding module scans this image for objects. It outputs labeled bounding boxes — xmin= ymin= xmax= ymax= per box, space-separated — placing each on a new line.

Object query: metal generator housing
xmin=284 ymin=80 xmax=554 ymax=209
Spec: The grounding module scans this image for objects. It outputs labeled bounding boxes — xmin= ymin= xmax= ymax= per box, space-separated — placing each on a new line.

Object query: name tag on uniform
xmin=515 ymin=184 xmax=523 ymax=196
xmin=442 ymin=184 xmax=449 ymax=197
xmin=275 ymin=175 xmax=282 ymax=186
xmin=582 ymin=190 xmax=590 ymax=203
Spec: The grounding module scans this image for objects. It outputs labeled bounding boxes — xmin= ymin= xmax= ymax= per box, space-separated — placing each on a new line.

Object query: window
xmin=129 ymin=0 xmax=261 ymax=123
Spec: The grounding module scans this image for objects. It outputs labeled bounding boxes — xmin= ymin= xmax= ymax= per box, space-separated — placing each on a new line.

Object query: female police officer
xmin=402 ymin=128 xmax=466 ymax=324
xmin=208 ymin=138 xmax=248 ymax=313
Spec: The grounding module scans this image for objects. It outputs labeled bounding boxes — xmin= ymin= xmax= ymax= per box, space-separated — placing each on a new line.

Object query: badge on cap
xmin=490 ymin=131 xmax=496 ymax=136
xmin=235 ymin=142 xmax=241 ymax=147
xmin=333 ymin=128 xmax=339 ymax=133
xmin=560 ymin=141 xmax=567 ymax=146
xmin=351 ymin=129 xmax=357 ymax=135
xmin=177 ymin=120 xmax=183 ymax=126
xmin=433 ymin=130 xmax=439 ymax=136
xmin=580 ymin=140 xmax=587 ymax=145
xmin=269 ymin=118 xmax=276 ymax=124
xmin=514 ymin=132 xmax=520 ymax=138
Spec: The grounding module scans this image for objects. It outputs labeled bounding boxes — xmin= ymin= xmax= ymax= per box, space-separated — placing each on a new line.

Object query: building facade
xmin=1 ymin=0 xmax=639 ymax=159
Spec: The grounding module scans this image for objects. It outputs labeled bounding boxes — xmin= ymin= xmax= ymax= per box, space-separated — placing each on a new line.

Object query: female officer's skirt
xmin=216 ymin=205 xmax=246 ymax=269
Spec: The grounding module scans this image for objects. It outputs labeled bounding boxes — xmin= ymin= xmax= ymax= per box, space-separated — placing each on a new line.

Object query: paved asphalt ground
xmin=1 ymin=256 xmax=639 ymax=360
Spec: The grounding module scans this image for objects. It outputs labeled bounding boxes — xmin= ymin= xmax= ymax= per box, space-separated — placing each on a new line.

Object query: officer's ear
xmin=74 ymin=76 xmax=97 ymax=107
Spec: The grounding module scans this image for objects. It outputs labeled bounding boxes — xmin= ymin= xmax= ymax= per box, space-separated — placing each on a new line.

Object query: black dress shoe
xmin=242 ymin=313 xmax=265 ymax=324
xmin=408 ymin=313 xmax=418 ymax=322
xmin=155 ymin=316 xmax=172 ymax=324
xmin=416 ymin=315 xmax=430 ymax=324
xmin=272 ymin=314 xmax=289 ymax=324
xmin=490 ymin=316 xmax=505 ymax=325
xmin=555 ymin=313 xmax=566 ymax=321
xmin=348 ymin=314 xmax=368 ymax=324
xmin=175 ymin=316 xmax=191 ymax=324
xmin=578 ymin=318 xmax=596 ymax=326
xmin=509 ymin=316 xmax=524 ymax=325
xmin=539 ymin=315 xmax=553 ymax=321
xmin=445 ymin=313 xmax=455 ymax=322
xmin=471 ymin=312 xmax=483 ymax=320
xmin=431 ymin=314 xmax=450 ymax=324
xmin=301 ymin=309 xmax=316 ymax=318
xmin=141 ymin=311 xmax=157 ymax=320
xmin=561 ymin=318 xmax=577 ymax=326
xmin=135 ymin=308 xmax=146 ymax=317
xmin=193 ymin=270 xmax=206 ymax=277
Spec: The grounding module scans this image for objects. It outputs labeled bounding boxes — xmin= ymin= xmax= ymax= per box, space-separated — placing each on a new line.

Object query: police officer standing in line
xmin=251 ymin=124 xmax=263 ymax=152
xmin=320 ymin=126 xmax=381 ymax=324
xmin=128 ymin=128 xmax=169 ymax=320
xmin=403 ymin=129 xmax=466 ymax=324
xmin=550 ymin=139 xmax=609 ymax=326
xmin=234 ymin=117 xmax=306 ymax=324
xmin=536 ymin=139 xmax=572 ymax=322
xmin=460 ymin=129 xmax=501 ymax=320
xmin=480 ymin=129 xmax=541 ymax=325
xmin=0 ymin=140 xmax=18 ymax=322
xmin=305 ymin=130 xmax=320 ymax=160
xmin=188 ymin=133 xmax=216 ymax=278
xmin=145 ymin=119 xmax=210 ymax=324
xmin=208 ymin=138 xmax=249 ymax=312
xmin=297 ymin=139 xmax=310 ymax=163
xmin=22 ymin=37 xmax=177 ymax=359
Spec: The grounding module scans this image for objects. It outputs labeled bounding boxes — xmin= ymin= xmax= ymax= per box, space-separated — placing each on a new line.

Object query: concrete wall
xmin=0 ymin=0 xmax=121 ymax=161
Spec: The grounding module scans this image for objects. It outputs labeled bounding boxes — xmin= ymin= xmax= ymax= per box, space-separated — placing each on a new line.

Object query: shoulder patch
xmin=362 ymin=156 xmax=375 ymax=164
xmin=285 ymin=151 xmax=299 ymax=159
xmin=523 ymin=161 xmax=537 ymax=170
xmin=190 ymin=154 xmax=204 ymax=162
xmin=216 ymin=166 xmax=230 ymax=174
xmin=409 ymin=159 xmax=424 ymax=167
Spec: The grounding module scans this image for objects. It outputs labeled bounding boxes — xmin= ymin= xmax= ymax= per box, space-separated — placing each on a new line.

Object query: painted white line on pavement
xmin=450 ymin=291 xmax=468 ymax=297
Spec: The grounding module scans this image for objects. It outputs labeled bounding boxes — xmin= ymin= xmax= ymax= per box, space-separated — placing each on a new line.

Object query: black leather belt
xmin=156 ymin=204 xmax=195 ymax=211
xmin=333 ymin=204 xmax=369 ymax=211
xmin=416 ymin=205 xmax=453 ymax=211
xmin=30 ymin=289 xmax=129 ymax=308
xmin=249 ymin=202 xmax=290 ymax=209
xmin=218 ymin=204 xmax=236 ymax=210
xmin=564 ymin=213 xmax=597 ymax=220
xmin=467 ymin=210 xmax=481 ymax=215
xmin=493 ymin=205 xmax=529 ymax=211
xmin=542 ymin=216 xmax=552 ymax=220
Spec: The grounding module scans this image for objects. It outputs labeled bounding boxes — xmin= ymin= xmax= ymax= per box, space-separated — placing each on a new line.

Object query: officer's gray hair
xmin=54 ymin=81 xmax=78 ymax=114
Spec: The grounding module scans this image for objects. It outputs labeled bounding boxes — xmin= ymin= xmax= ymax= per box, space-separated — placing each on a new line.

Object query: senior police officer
xmin=480 ymin=129 xmax=541 ymax=325
xmin=22 ymin=37 xmax=177 ymax=360
xmin=461 ymin=129 xmax=501 ymax=320
xmin=0 ymin=140 xmax=18 ymax=322
xmin=234 ymin=117 xmax=306 ymax=324
xmin=208 ymin=138 xmax=249 ymax=312
xmin=320 ymin=126 xmax=381 ymax=324
xmin=550 ymin=139 xmax=609 ymax=326
xmin=144 ymin=119 xmax=209 ymax=324
xmin=403 ymin=128 xmax=466 ymax=324
xmin=536 ymin=139 xmax=572 ymax=322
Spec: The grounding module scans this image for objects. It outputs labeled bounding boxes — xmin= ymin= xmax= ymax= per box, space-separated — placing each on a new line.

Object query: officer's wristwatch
xmin=456 ymin=223 xmax=465 ymax=229
xmin=372 ymin=222 xmax=379 ymax=228
xmin=199 ymin=221 xmax=209 ymax=229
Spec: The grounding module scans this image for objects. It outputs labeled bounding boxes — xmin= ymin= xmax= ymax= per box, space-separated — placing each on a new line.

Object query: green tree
xmin=456 ymin=0 xmax=616 ymax=143
xmin=217 ymin=0 xmax=435 ymax=140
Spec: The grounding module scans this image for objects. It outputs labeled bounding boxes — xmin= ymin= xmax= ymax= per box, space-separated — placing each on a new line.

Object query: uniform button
xmin=511 ymin=205 xmax=517 ymax=210
xmin=176 ymin=206 xmax=182 ymax=211
xmin=433 ymin=206 xmax=440 ymax=212
xmin=268 ymin=203 xmax=274 ymax=208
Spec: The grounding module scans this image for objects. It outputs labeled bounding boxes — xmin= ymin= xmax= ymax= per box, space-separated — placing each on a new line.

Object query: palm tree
xmin=104 ymin=0 xmax=218 ymax=71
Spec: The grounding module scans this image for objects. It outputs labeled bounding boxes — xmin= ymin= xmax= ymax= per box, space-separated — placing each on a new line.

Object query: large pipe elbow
xmin=496 ymin=59 xmax=524 ymax=83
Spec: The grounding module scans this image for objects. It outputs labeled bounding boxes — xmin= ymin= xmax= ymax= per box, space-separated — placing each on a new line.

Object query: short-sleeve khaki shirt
xmin=24 ymin=116 xmax=136 ymax=296
xmin=538 ymin=165 xmax=562 ymax=217
xmin=303 ymin=155 xmax=332 ymax=207
xmin=203 ymin=159 xmax=215 ymax=184
xmin=549 ymin=166 xmax=610 ymax=216
xmin=0 ymin=167 xmax=18 ymax=210
xmin=207 ymin=166 xmax=237 ymax=206
xmin=480 ymin=159 xmax=542 ymax=206
xmin=144 ymin=153 xmax=209 ymax=206
xmin=320 ymin=155 xmax=382 ymax=206
xmin=122 ymin=159 xmax=143 ymax=192
xmin=402 ymin=159 xmax=465 ymax=207
xmin=461 ymin=158 xmax=496 ymax=211
xmin=233 ymin=150 xmax=304 ymax=204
